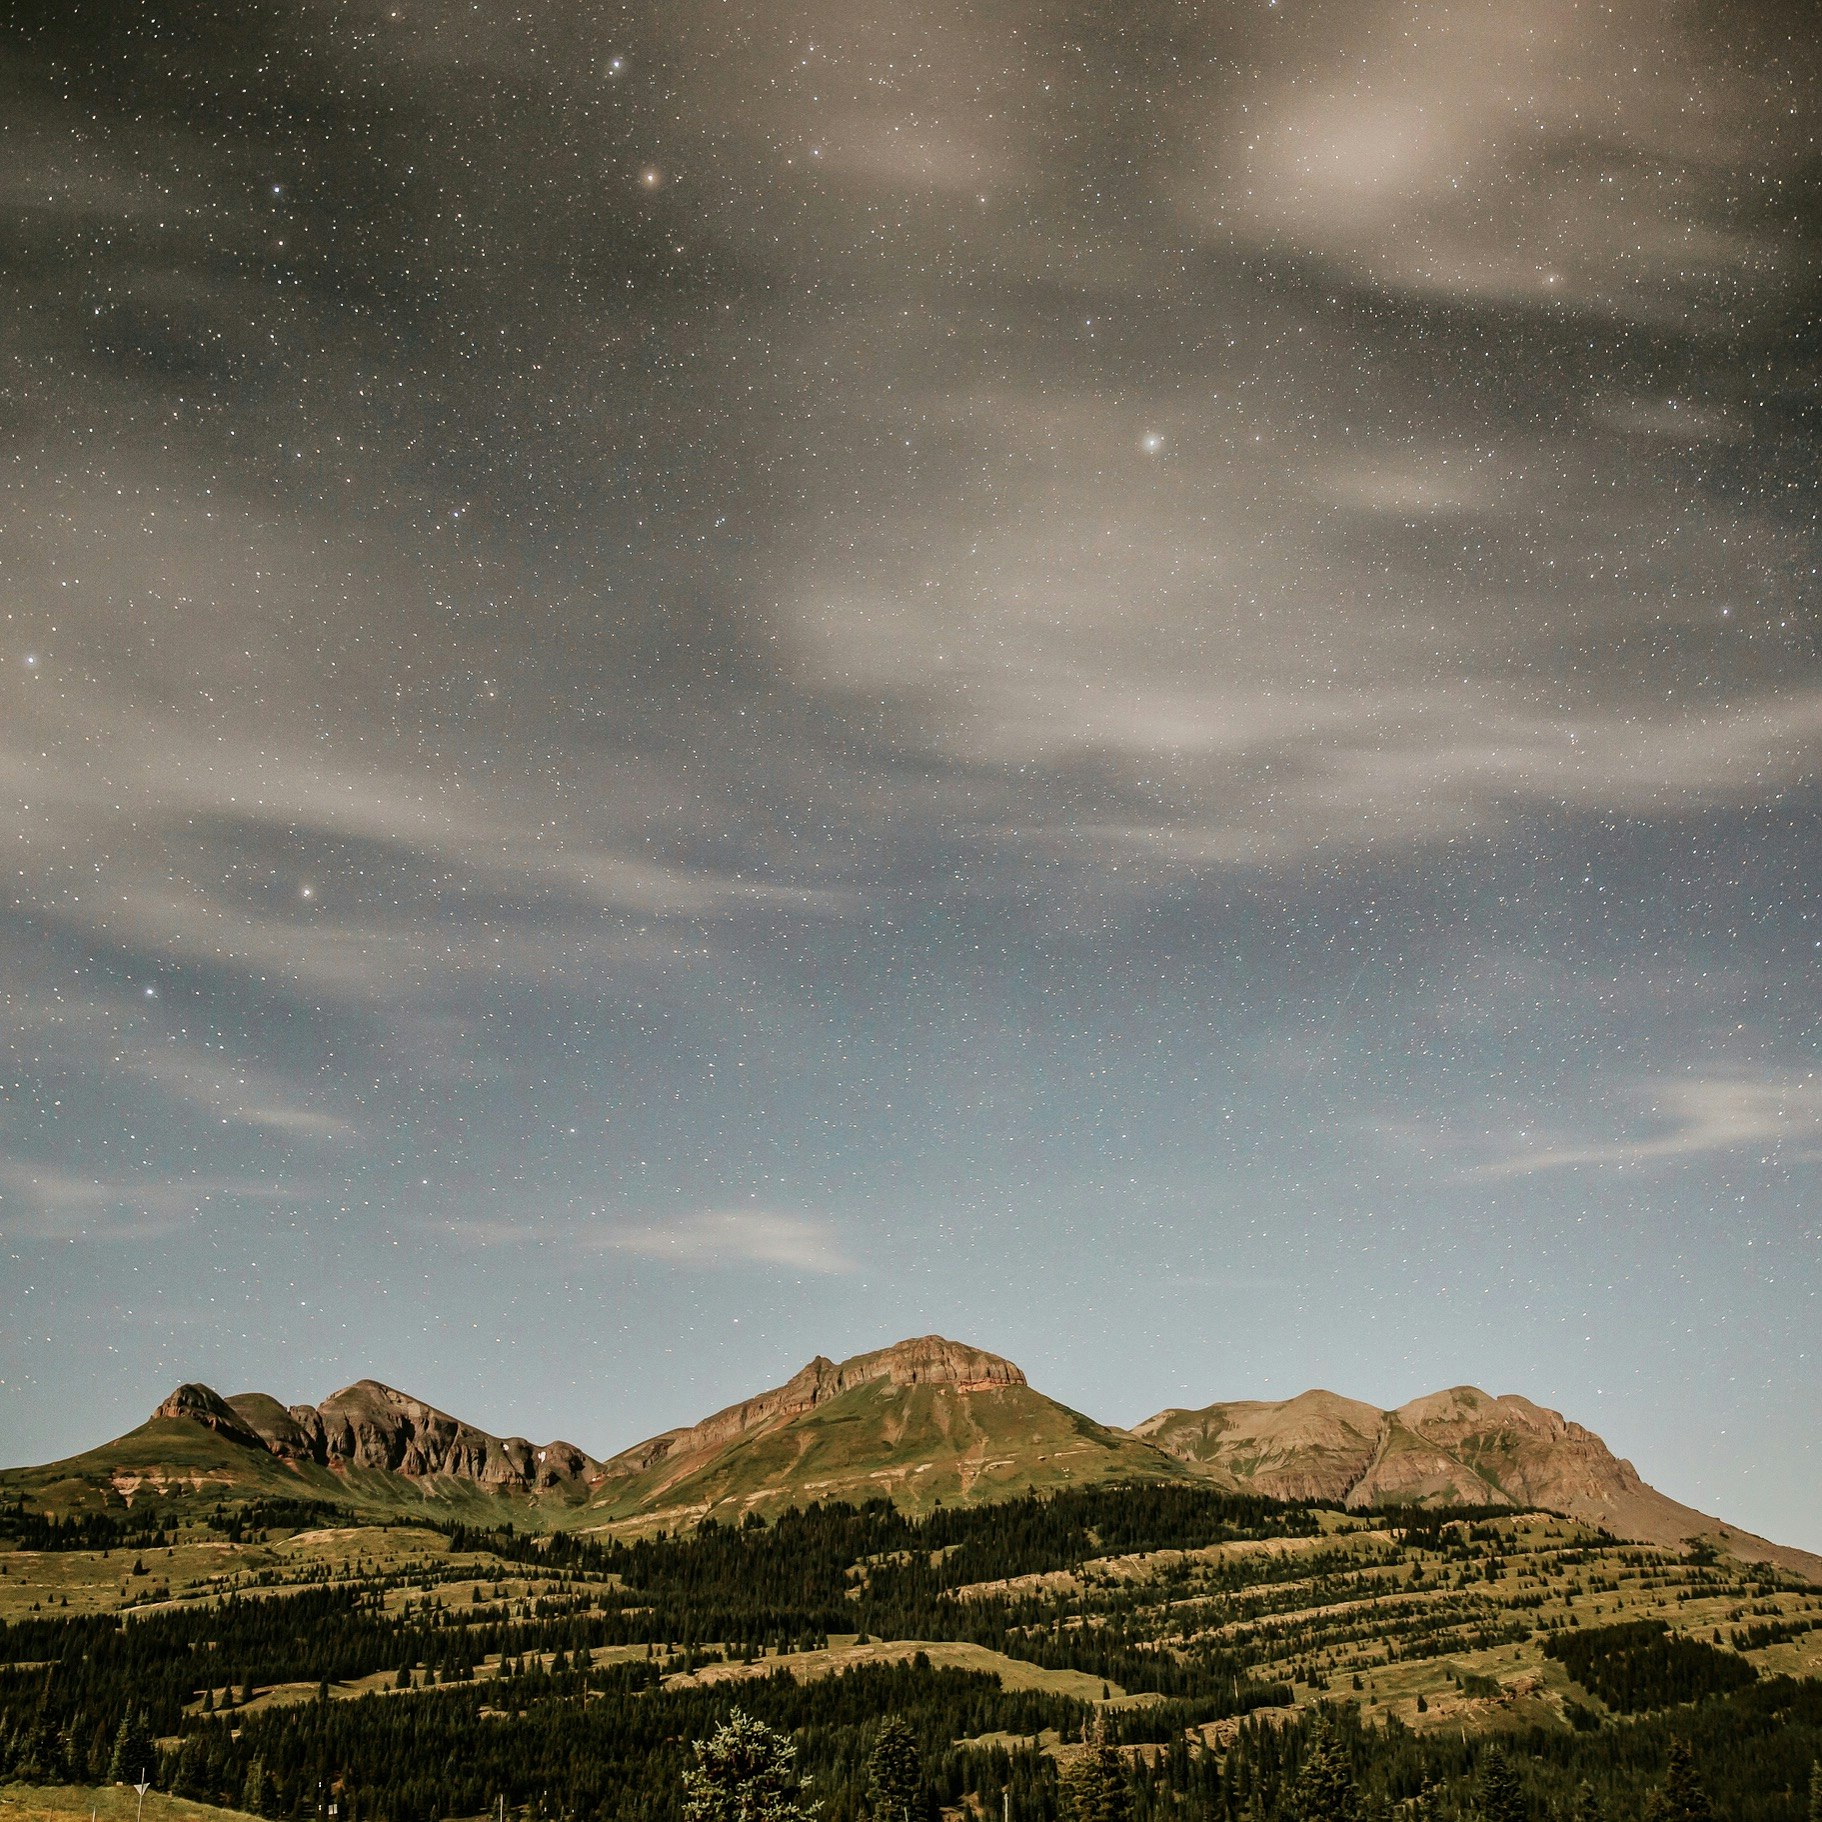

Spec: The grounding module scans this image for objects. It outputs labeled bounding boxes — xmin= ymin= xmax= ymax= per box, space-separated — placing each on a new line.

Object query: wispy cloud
xmin=0 ymin=1161 xmax=311 ymax=1241
xmin=1183 ymin=0 xmax=1802 ymax=324
xmin=126 ymin=1048 xmax=354 ymax=1139
xmin=596 ymin=1209 xmax=860 ymax=1276
xmin=1472 ymin=1075 xmax=1822 ymax=1179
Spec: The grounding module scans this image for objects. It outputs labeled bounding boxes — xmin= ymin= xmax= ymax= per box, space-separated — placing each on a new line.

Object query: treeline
xmin=0 ymin=1502 xmax=175 ymax=1554
xmin=449 ymin=1483 xmax=1324 ymax=1595
xmin=445 ymin=1488 xmax=1327 ymax=1697
xmin=1543 ymin=1622 xmax=1758 ymax=1714
xmin=4 ymin=1483 xmax=1819 ymax=1822
xmin=6 ymin=1660 xmax=1086 ymax=1822
xmin=211 ymin=1501 xmax=364 ymax=1545
xmin=6 ymin=1664 xmax=1820 ymax=1822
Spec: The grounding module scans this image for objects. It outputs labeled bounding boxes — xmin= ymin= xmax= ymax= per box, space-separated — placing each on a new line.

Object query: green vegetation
xmin=682 ymin=1709 xmax=818 ymax=1822
xmin=1544 ymin=1624 xmax=1758 ymax=1715
xmin=1 ymin=1483 xmax=1817 ymax=1822
xmin=586 ymin=1380 xmax=1191 ymax=1526
xmin=864 ymin=1716 xmax=922 ymax=1822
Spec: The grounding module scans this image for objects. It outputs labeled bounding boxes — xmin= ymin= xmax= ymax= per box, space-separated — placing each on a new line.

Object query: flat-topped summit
xmin=587 ymin=1334 xmax=1160 ymax=1525
xmin=11 ymin=1340 xmax=1814 ymax=1582
xmin=601 ymin=1336 xmax=1025 ymax=1478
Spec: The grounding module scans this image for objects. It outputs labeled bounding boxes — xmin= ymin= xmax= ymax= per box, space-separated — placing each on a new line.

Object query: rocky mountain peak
xmin=853 ymin=1334 xmax=1027 ymax=1390
xmin=154 ymin=1383 xmax=261 ymax=1446
xmin=599 ymin=1335 xmax=1028 ymax=1481
xmin=151 ymin=1378 xmax=601 ymax=1493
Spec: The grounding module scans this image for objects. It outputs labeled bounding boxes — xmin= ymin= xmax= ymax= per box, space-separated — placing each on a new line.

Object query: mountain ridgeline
xmin=5 ymin=1336 xmax=1816 ymax=1580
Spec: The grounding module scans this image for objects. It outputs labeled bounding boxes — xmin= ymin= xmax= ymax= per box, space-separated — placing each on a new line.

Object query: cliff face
xmin=586 ymin=1335 xmax=1173 ymax=1525
xmin=1138 ymin=1383 xmax=1821 ymax=1580
xmin=154 ymin=1384 xmax=265 ymax=1448
xmin=600 ymin=1335 xmax=1026 ymax=1479
xmin=138 ymin=1347 xmax=1821 ymax=1582
xmin=152 ymin=1379 xmax=601 ymax=1493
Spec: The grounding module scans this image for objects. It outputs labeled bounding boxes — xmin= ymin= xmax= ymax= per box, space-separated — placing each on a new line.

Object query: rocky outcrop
xmin=140 ymin=1346 xmax=1820 ymax=1582
xmin=1133 ymin=1389 xmax=1382 ymax=1503
xmin=225 ymin=1392 xmax=325 ymax=1461
xmin=152 ymin=1379 xmax=602 ymax=1494
xmin=154 ymin=1384 xmax=265 ymax=1449
xmin=600 ymin=1336 xmax=1026 ymax=1480
xmin=1139 ymin=1383 xmax=1822 ymax=1579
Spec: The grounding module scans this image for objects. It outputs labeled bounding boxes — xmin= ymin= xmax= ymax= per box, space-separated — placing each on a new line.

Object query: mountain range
xmin=7 ymin=1334 xmax=1817 ymax=1580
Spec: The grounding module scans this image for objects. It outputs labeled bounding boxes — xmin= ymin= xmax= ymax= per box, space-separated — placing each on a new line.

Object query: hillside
xmin=4 ymin=1339 xmax=1816 ymax=1581
xmin=2 ymin=1482 xmax=1820 ymax=1822
xmin=0 ymin=1381 xmax=601 ymax=1527
xmin=585 ymin=1338 xmax=1188 ymax=1525
xmin=1136 ymin=1385 xmax=1822 ymax=1581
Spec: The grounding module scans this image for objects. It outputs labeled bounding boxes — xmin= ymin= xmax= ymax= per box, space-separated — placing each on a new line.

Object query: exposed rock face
xmin=141 ymin=1345 xmax=1819 ymax=1582
xmin=154 ymin=1384 xmax=264 ymax=1448
xmin=1139 ymin=1383 xmax=1822 ymax=1579
xmin=225 ymin=1392 xmax=324 ymax=1461
xmin=152 ymin=1379 xmax=601 ymax=1493
xmin=601 ymin=1335 xmax=1026 ymax=1479
xmin=1132 ymin=1389 xmax=1381 ymax=1503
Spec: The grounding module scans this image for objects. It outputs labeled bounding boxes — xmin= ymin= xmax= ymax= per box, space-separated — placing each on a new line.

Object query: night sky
xmin=2 ymin=1 xmax=1818 ymax=1550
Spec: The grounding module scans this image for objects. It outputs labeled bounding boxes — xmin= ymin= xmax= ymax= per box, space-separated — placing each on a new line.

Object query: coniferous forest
xmin=3 ymin=1487 xmax=1820 ymax=1822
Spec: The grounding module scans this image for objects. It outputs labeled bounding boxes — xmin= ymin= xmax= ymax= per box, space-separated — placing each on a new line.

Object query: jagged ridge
xmin=10 ymin=1337 xmax=1815 ymax=1581
xmin=153 ymin=1379 xmax=600 ymax=1493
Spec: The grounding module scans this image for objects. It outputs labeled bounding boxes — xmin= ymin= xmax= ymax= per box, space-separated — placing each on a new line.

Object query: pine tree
xmin=108 ymin=1708 xmax=154 ymax=1785
xmin=1805 ymin=1763 xmax=1820 ymax=1822
xmin=866 ymin=1717 xmax=922 ymax=1822
xmin=1477 ymin=1746 xmax=1528 ymax=1822
xmin=1061 ymin=1716 xmax=1130 ymax=1822
xmin=682 ymin=1708 xmax=819 ymax=1822
xmin=1288 ymin=1721 xmax=1361 ymax=1822
xmin=1644 ymin=1742 xmax=1714 ymax=1822
xmin=1568 ymin=1782 xmax=1606 ymax=1822
xmin=243 ymin=1755 xmax=269 ymax=1818
xmin=106 ymin=1715 xmax=134 ymax=1784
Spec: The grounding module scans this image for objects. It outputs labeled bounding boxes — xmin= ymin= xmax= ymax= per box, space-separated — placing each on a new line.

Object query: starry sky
xmin=2 ymin=1 xmax=1819 ymax=1549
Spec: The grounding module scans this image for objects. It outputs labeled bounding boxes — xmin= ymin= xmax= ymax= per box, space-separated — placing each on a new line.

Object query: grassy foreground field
xmin=2 ymin=1788 xmax=257 ymax=1822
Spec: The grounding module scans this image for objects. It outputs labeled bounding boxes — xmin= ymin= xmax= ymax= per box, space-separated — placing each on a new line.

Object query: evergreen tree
xmin=1061 ymin=1717 xmax=1130 ymax=1822
xmin=106 ymin=1714 xmax=134 ymax=1784
xmin=16 ymin=1717 xmax=66 ymax=1784
xmin=1644 ymin=1742 xmax=1714 ymax=1822
xmin=682 ymin=1708 xmax=819 ymax=1822
xmin=1477 ymin=1746 xmax=1528 ymax=1822
xmin=1568 ymin=1782 xmax=1606 ymax=1822
xmin=1288 ymin=1721 xmax=1361 ymax=1822
xmin=243 ymin=1755 xmax=269 ymax=1818
xmin=866 ymin=1717 xmax=922 ymax=1822
xmin=108 ymin=1708 xmax=154 ymax=1785
xmin=1806 ymin=1763 xmax=1820 ymax=1822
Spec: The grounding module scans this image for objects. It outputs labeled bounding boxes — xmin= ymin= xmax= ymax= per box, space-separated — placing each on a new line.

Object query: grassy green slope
xmin=584 ymin=1379 xmax=1191 ymax=1526
xmin=0 ymin=1419 xmax=330 ymax=1515
xmin=0 ymin=1421 xmax=588 ymax=1529
xmin=2 ymin=1785 xmax=262 ymax=1822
